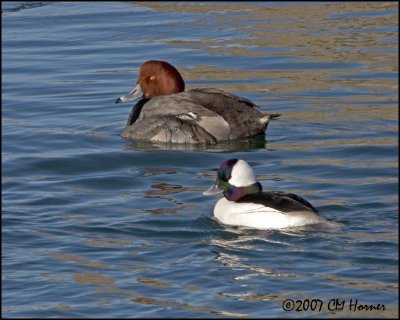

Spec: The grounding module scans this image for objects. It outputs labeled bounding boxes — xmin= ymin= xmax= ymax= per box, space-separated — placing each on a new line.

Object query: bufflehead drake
xmin=203 ymin=159 xmax=325 ymax=229
xmin=116 ymin=60 xmax=279 ymax=144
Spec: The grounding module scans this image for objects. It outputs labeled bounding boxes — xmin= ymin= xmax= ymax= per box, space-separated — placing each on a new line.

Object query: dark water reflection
xmin=123 ymin=133 xmax=273 ymax=151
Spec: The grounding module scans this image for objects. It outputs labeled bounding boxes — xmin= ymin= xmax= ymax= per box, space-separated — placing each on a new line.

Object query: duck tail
xmin=266 ymin=113 xmax=281 ymax=119
xmin=259 ymin=113 xmax=281 ymax=125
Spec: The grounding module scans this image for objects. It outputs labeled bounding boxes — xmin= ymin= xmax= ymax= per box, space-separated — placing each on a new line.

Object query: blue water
xmin=2 ymin=1 xmax=398 ymax=318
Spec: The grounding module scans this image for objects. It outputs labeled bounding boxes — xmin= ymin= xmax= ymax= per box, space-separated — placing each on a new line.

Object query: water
xmin=2 ymin=1 xmax=398 ymax=318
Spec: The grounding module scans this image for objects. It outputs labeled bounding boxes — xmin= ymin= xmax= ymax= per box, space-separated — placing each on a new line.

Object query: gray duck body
xmin=122 ymin=88 xmax=272 ymax=144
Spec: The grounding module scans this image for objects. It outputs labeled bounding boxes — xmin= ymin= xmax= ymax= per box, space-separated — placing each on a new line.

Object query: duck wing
xmin=126 ymin=94 xmax=231 ymax=141
xmin=122 ymin=114 xmax=217 ymax=144
xmin=238 ymin=191 xmax=319 ymax=214
xmin=189 ymin=87 xmax=258 ymax=108
xmin=186 ymin=88 xmax=275 ymax=139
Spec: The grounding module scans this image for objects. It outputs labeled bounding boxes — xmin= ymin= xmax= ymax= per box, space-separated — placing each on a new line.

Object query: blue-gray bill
xmin=203 ymin=183 xmax=223 ymax=196
xmin=116 ymin=83 xmax=143 ymax=104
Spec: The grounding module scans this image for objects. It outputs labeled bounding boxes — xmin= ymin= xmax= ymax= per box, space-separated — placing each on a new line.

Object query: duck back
xmin=186 ymin=88 xmax=270 ymax=139
xmin=238 ymin=191 xmax=320 ymax=214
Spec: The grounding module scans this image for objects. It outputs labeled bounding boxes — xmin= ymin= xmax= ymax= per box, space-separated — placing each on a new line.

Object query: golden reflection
xmin=321 ymin=274 xmax=398 ymax=294
xmin=183 ymin=284 xmax=202 ymax=292
xmin=132 ymin=294 xmax=249 ymax=317
xmin=145 ymin=182 xmax=188 ymax=196
xmin=48 ymin=253 xmax=109 ymax=269
xmin=143 ymin=167 xmax=177 ymax=176
xmin=180 ymin=65 xmax=398 ymax=96
xmin=137 ymin=277 xmax=171 ymax=288
xmin=137 ymin=2 xmax=260 ymax=14
xmin=279 ymin=105 xmax=398 ymax=122
xmin=56 ymin=304 xmax=72 ymax=311
xmin=259 ymin=172 xmax=396 ymax=195
xmin=87 ymin=275 xmax=241 ymax=317
xmin=279 ymin=158 xmax=398 ymax=169
xmin=73 ymin=272 xmax=115 ymax=286
xmin=347 ymin=231 xmax=399 ymax=242
xmin=95 ymin=286 xmax=136 ymax=296
xmin=270 ymin=137 xmax=397 ymax=151
xmin=136 ymin=1 xmax=398 ymax=133
xmin=143 ymin=1 xmax=398 ymax=71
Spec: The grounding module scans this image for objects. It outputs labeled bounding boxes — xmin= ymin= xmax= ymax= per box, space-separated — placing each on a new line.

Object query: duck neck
xmin=224 ymin=182 xmax=262 ymax=202
xmin=127 ymin=98 xmax=149 ymax=125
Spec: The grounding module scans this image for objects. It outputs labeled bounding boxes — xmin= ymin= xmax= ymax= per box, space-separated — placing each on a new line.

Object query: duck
xmin=116 ymin=60 xmax=279 ymax=144
xmin=203 ymin=159 xmax=325 ymax=229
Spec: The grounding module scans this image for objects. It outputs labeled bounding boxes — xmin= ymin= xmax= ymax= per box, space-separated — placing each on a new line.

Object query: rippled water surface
xmin=2 ymin=1 xmax=398 ymax=318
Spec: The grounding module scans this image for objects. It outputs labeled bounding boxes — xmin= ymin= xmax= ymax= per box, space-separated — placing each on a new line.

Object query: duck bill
xmin=116 ymin=83 xmax=143 ymax=104
xmin=203 ymin=183 xmax=223 ymax=196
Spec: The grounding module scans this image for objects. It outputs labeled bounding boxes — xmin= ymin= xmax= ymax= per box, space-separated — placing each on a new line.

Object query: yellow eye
xmin=149 ymin=75 xmax=155 ymax=81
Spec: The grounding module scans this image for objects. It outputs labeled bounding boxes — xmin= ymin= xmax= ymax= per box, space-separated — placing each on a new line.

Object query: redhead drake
xmin=116 ymin=60 xmax=279 ymax=144
xmin=203 ymin=159 xmax=325 ymax=229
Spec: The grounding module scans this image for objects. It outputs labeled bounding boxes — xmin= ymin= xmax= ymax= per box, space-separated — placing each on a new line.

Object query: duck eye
xmin=219 ymin=173 xmax=230 ymax=182
xmin=149 ymin=75 xmax=156 ymax=81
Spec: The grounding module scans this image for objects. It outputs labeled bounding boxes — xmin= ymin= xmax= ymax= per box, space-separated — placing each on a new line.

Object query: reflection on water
xmin=74 ymin=272 xmax=115 ymax=286
xmin=124 ymin=133 xmax=272 ymax=151
xmin=137 ymin=277 xmax=171 ymax=288
xmin=142 ymin=2 xmax=398 ymax=87
xmin=1 ymin=1 xmax=47 ymax=13
xmin=85 ymin=237 xmax=134 ymax=248
xmin=131 ymin=295 xmax=249 ymax=318
xmin=73 ymin=270 xmax=250 ymax=317
xmin=48 ymin=253 xmax=109 ymax=269
xmin=321 ymin=274 xmax=398 ymax=294
xmin=214 ymin=251 xmax=298 ymax=279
